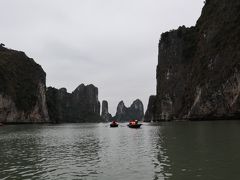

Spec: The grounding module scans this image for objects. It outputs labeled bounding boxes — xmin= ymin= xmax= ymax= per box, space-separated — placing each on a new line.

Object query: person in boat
xmin=112 ymin=120 xmax=117 ymax=125
xmin=129 ymin=120 xmax=136 ymax=125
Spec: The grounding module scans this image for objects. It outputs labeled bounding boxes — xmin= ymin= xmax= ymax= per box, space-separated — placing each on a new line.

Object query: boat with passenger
xmin=110 ymin=121 xmax=118 ymax=128
xmin=128 ymin=120 xmax=142 ymax=128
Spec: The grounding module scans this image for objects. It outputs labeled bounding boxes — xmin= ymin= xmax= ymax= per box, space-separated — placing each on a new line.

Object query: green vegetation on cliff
xmin=46 ymin=85 xmax=102 ymax=123
xmin=150 ymin=0 xmax=240 ymax=121
xmin=0 ymin=46 xmax=46 ymax=112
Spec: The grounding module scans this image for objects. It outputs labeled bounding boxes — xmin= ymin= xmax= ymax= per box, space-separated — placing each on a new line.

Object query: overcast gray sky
xmin=0 ymin=0 xmax=204 ymax=114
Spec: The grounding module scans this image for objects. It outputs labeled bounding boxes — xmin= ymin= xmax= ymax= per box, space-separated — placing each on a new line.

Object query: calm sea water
xmin=0 ymin=121 xmax=240 ymax=180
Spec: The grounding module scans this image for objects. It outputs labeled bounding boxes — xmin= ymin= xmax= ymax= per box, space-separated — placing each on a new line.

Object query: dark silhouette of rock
xmin=101 ymin=100 xmax=112 ymax=122
xmin=46 ymin=87 xmax=70 ymax=123
xmin=144 ymin=95 xmax=156 ymax=122
xmin=152 ymin=0 xmax=240 ymax=121
xmin=46 ymin=84 xmax=101 ymax=123
xmin=0 ymin=46 xmax=49 ymax=123
xmin=114 ymin=101 xmax=128 ymax=122
xmin=71 ymin=84 xmax=101 ymax=122
xmin=130 ymin=99 xmax=144 ymax=120
xmin=113 ymin=99 xmax=144 ymax=122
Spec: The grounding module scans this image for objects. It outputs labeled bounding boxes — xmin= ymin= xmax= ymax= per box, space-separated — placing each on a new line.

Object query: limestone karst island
xmin=0 ymin=0 xmax=240 ymax=179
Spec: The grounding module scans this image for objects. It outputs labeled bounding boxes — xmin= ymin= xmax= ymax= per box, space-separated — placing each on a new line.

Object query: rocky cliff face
xmin=101 ymin=100 xmax=112 ymax=122
xmin=0 ymin=46 xmax=49 ymax=123
xmin=46 ymin=84 xmax=101 ymax=123
xmin=144 ymin=95 xmax=156 ymax=122
xmin=113 ymin=99 xmax=144 ymax=122
xmin=153 ymin=0 xmax=240 ymax=121
xmin=46 ymin=87 xmax=69 ymax=123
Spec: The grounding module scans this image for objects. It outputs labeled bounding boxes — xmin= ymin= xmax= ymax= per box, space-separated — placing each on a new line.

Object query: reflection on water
xmin=154 ymin=121 xmax=240 ymax=180
xmin=1 ymin=121 xmax=240 ymax=179
xmin=0 ymin=124 xmax=102 ymax=179
xmin=150 ymin=125 xmax=172 ymax=180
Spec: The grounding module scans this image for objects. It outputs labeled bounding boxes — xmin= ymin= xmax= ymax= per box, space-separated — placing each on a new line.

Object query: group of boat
xmin=110 ymin=120 xmax=142 ymax=128
xmin=0 ymin=121 xmax=141 ymax=128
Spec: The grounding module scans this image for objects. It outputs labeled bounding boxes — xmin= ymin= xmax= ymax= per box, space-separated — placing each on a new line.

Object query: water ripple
xmin=0 ymin=123 xmax=169 ymax=180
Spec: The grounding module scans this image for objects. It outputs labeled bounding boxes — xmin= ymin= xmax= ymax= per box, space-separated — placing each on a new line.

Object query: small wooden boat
xmin=128 ymin=120 xmax=142 ymax=128
xmin=128 ymin=123 xmax=142 ymax=128
xmin=110 ymin=121 xmax=118 ymax=128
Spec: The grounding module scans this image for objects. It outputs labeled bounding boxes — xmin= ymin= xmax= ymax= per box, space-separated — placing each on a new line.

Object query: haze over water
xmin=1 ymin=122 xmax=240 ymax=180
